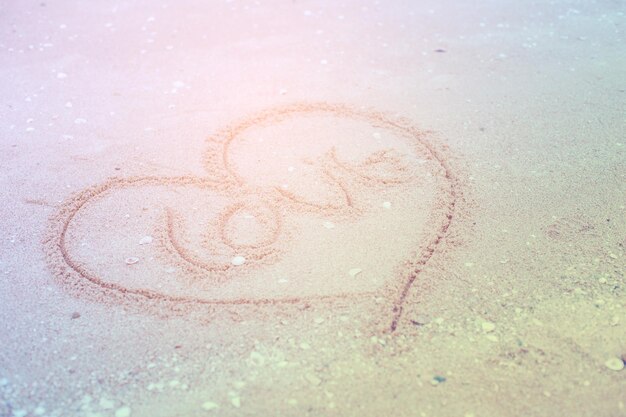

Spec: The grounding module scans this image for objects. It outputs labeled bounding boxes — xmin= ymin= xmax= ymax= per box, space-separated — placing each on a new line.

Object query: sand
xmin=1 ymin=1 xmax=625 ymax=416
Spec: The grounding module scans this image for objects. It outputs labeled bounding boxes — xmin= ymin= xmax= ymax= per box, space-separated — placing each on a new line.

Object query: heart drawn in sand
xmin=45 ymin=103 xmax=461 ymax=330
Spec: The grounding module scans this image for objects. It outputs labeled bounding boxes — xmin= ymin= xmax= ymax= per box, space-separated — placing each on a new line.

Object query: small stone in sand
xmin=431 ymin=375 xmax=446 ymax=386
xmin=382 ymin=201 xmax=392 ymax=209
xmin=99 ymin=398 xmax=114 ymax=409
xmin=305 ymin=373 xmax=322 ymax=385
xmin=349 ymin=268 xmax=362 ymax=277
xmin=249 ymin=351 xmax=265 ymax=366
xmin=411 ymin=314 xmax=431 ymax=326
xmin=481 ymin=322 xmax=496 ymax=332
xmin=115 ymin=406 xmax=131 ymax=417
xmin=139 ymin=236 xmax=153 ymax=245
xmin=57 ymin=72 xmax=67 ymax=79
xmin=231 ymin=256 xmax=246 ymax=266
xmin=71 ymin=312 xmax=81 ymax=319
xmin=201 ymin=401 xmax=219 ymax=411
xmin=125 ymin=257 xmax=139 ymax=265
xmin=323 ymin=221 xmax=335 ymax=229
xmin=605 ymin=357 xmax=625 ymax=371
xmin=231 ymin=397 xmax=241 ymax=408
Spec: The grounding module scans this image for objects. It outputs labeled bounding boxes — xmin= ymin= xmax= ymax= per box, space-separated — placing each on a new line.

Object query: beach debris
xmin=201 ymin=401 xmax=219 ymax=411
xmin=349 ymin=268 xmax=362 ymax=277
xmin=431 ymin=375 xmax=446 ymax=386
xmin=605 ymin=357 xmax=625 ymax=371
xmin=434 ymin=48 xmax=446 ymax=53
xmin=71 ymin=312 xmax=81 ymax=319
xmin=139 ymin=235 xmax=153 ymax=245
xmin=114 ymin=406 xmax=131 ymax=417
xmin=231 ymin=256 xmax=246 ymax=266
xmin=125 ymin=257 xmax=139 ymax=265
xmin=382 ymin=201 xmax=392 ymax=209
xmin=411 ymin=314 xmax=431 ymax=326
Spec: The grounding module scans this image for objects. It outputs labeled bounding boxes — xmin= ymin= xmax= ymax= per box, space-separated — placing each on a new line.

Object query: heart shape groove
xmin=45 ymin=103 xmax=461 ymax=331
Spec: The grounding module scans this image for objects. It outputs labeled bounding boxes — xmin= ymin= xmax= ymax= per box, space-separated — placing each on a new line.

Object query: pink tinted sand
xmin=1 ymin=1 xmax=625 ymax=417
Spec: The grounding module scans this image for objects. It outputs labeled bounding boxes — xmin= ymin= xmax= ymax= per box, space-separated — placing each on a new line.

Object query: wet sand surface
xmin=1 ymin=1 xmax=625 ymax=416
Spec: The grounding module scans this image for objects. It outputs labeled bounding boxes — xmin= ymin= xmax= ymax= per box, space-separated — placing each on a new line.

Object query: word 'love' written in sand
xmin=45 ymin=103 xmax=461 ymax=331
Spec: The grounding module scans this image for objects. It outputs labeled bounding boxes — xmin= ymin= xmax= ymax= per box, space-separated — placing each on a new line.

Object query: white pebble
xmin=605 ymin=357 xmax=625 ymax=371
xmin=139 ymin=236 xmax=153 ymax=245
xmin=249 ymin=351 xmax=265 ymax=366
xmin=74 ymin=118 xmax=87 ymax=124
xmin=481 ymin=322 xmax=496 ymax=332
xmin=231 ymin=256 xmax=246 ymax=266
xmin=57 ymin=72 xmax=67 ymax=79
xmin=349 ymin=268 xmax=362 ymax=277
xmin=201 ymin=401 xmax=219 ymax=411
xmin=65 ymin=101 xmax=73 ymax=108
xmin=323 ymin=221 xmax=335 ymax=229
xmin=382 ymin=201 xmax=391 ymax=209
xmin=115 ymin=406 xmax=131 ymax=417
xmin=125 ymin=257 xmax=139 ymax=265
xmin=99 ymin=398 xmax=115 ymax=409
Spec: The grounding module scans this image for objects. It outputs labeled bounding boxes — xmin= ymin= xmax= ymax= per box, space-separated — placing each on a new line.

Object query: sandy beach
xmin=1 ymin=1 xmax=625 ymax=416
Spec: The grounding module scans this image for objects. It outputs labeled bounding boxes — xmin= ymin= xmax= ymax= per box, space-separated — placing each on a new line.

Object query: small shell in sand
xmin=125 ymin=257 xmax=139 ymax=265
xmin=231 ymin=256 xmax=246 ymax=266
